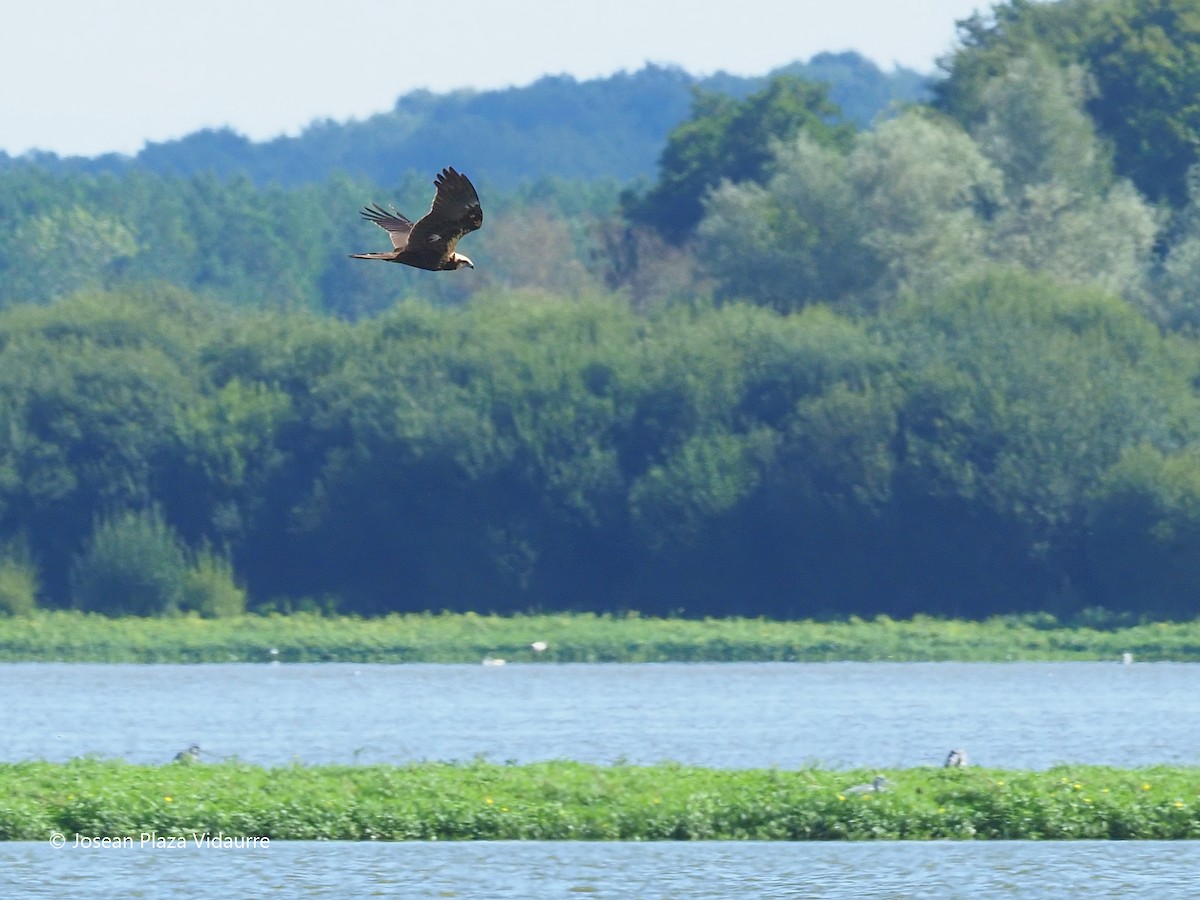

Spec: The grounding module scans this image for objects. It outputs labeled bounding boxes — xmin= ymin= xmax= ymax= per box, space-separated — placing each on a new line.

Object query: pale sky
xmin=1 ymin=0 xmax=991 ymax=158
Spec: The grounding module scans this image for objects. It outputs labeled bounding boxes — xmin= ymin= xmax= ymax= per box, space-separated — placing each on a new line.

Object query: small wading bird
xmin=945 ymin=748 xmax=968 ymax=768
xmin=173 ymin=744 xmax=201 ymax=763
xmin=349 ymin=167 xmax=483 ymax=271
xmin=845 ymin=775 xmax=890 ymax=794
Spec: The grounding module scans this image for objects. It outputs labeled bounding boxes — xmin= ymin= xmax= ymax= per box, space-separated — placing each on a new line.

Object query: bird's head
xmin=452 ymin=253 xmax=475 ymax=270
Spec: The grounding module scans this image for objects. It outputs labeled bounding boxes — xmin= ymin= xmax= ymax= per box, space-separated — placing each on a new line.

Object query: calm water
xmin=2 ymin=839 xmax=1199 ymax=898
xmin=6 ymin=661 xmax=1199 ymax=895
xmin=0 ymin=661 xmax=1196 ymax=769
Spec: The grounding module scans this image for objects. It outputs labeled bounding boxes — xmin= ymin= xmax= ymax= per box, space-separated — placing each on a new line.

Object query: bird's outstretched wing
xmin=408 ymin=167 xmax=483 ymax=256
xmin=359 ymin=203 xmax=414 ymax=251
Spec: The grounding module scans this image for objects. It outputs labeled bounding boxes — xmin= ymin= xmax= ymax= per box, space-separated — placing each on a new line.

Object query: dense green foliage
xmin=3 ymin=760 xmax=1197 ymax=841
xmin=0 ymin=274 xmax=1196 ymax=618
xmin=623 ymin=76 xmax=855 ymax=242
xmin=0 ymin=611 xmax=1196 ymax=663
xmin=699 ymin=80 xmax=1158 ymax=315
xmin=935 ymin=0 xmax=1200 ymax=207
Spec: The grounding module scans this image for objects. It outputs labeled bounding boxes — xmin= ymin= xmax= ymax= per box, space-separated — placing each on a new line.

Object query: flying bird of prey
xmin=350 ymin=167 xmax=483 ymax=271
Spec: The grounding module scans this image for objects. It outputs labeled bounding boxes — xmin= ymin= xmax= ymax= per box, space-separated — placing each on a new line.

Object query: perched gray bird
xmin=945 ymin=748 xmax=968 ymax=768
xmin=173 ymin=743 xmax=201 ymax=763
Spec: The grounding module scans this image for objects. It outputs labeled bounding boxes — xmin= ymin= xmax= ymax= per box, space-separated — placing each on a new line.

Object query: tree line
xmin=1 ymin=275 xmax=1198 ymax=619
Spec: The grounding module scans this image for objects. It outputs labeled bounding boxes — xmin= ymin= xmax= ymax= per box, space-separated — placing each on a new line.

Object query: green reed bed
xmin=2 ymin=760 xmax=1198 ymax=842
xmin=2 ymin=610 xmax=1200 ymax=663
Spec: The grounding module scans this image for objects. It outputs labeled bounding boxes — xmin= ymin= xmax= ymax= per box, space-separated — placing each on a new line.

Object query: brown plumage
xmin=349 ymin=167 xmax=483 ymax=271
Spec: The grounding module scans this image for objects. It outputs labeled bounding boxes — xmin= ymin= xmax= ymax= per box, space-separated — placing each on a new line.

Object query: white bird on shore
xmin=531 ymin=641 xmax=548 ymax=653
xmin=845 ymin=775 xmax=890 ymax=794
xmin=482 ymin=656 xmax=506 ymax=667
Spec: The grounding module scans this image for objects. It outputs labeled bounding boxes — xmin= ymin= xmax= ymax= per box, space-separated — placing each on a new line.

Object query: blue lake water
xmin=5 ymin=661 xmax=1199 ymax=896
xmin=1 ymin=660 xmax=1197 ymax=769
xmin=3 ymin=839 xmax=1199 ymax=899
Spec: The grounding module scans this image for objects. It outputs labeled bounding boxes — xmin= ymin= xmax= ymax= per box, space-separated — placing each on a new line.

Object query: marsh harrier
xmin=350 ymin=167 xmax=482 ymax=271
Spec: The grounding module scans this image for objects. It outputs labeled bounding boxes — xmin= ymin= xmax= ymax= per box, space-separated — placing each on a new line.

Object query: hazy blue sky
xmin=2 ymin=0 xmax=989 ymax=157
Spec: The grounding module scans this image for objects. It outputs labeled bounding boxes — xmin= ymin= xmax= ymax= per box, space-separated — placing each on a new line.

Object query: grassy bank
xmin=0 ymin=610 xmax=1198 ymax=664
xmin=3 ymin=759 xmax=1198 ymax=841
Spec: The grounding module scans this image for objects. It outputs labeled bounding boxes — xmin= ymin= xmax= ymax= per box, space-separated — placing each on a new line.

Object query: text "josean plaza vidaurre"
xmin=64 ymin=832 xmax=269 ymax=849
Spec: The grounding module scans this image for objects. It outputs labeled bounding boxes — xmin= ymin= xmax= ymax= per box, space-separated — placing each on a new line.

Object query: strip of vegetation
xmin=2 ymin=759 xmax=1197 ymax=841
xmin=0 ymin=610 xmax=1198 ymax=664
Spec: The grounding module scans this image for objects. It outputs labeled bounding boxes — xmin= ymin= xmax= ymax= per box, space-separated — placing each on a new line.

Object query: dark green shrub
xmin=70 ymin=508 xmax=188 ymax=616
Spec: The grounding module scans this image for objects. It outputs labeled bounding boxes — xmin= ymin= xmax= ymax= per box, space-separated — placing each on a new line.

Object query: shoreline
xmin=1 ymin=610 xmax=1197 ymax=664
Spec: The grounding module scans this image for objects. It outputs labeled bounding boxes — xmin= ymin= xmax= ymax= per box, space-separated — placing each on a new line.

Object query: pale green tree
xmin=973 ymin=54 xmax=1108 ymax=198
xmin=989 ymin=180 xmax=1157 ymax=301
xmin=849 ymin=111 xmax=1002 ymax=302
xmin=700 ymin=62 xmax=1158 ymax=315
xmin=698 ymin=135 xmax=875 ymax=310
xmin=698 ymin=112 xmax=1004 ymax=310
xmin=1153 ymin=166 xmax=1200 ymax=328
xmin=7 ymin=206 xmax=139 ymax=303
xmin=1157 ymin=231 xmax=1200 ymax=328
xmin=972 ymin=54 xmax=1158 ymax=302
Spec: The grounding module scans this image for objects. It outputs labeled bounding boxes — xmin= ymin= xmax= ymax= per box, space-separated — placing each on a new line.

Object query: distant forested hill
xmin=0 ymin=53 xmax=928 ymax=189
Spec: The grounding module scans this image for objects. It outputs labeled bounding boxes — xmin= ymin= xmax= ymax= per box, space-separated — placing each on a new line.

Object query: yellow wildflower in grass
xmin=164 ymin=796 xmax=173 ymax=803
xmin=837 ymin=794 xmax=846 ymax=802
xmin=484 ymin=797 xmax=494 ymax=805
xmin=1073 ymin=782 xmax=1083 ymax=791
xmin=1175 ymin=801 xmax=1185 ymax=809
xmin=1143 ymin=783 xmax=1152 ymax=791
